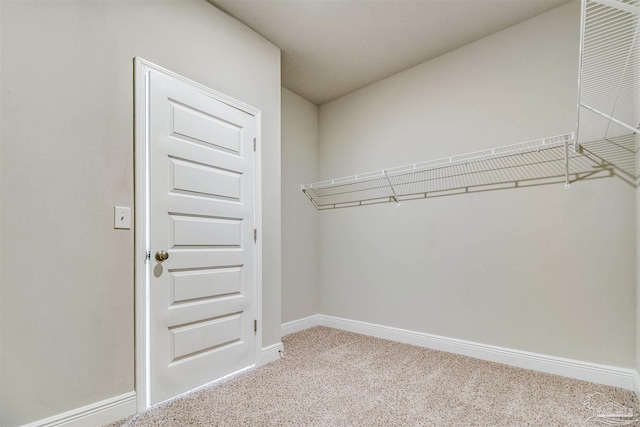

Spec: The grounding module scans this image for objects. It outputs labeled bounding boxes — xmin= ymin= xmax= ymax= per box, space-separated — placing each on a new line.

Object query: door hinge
xmin=254 ymin=319 xmax=258 ymax=334
xmin=253 ymin=138 xmax=256 ymax=152
xmin=254 ymin=228 xmax=257 ymax=243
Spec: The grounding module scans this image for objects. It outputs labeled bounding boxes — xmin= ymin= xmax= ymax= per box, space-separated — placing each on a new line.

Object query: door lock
xmin=155 ymin=250 xmax=169 ymax=262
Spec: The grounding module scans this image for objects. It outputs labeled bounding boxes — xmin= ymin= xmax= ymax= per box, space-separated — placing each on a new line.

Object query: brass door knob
xmin=155 ymin=250 xmax=169 ymax=262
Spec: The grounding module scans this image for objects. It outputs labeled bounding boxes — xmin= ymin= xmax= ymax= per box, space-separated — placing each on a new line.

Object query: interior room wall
xmin=281 ymin=88 xmax=320 ymax=323
xmin=0 ymin=1 xmax=281 ymax=426
xmin=636 ymin=140 xmax=640 ymax=382
xmin=317 ymin=0 xmax=636 ymax=368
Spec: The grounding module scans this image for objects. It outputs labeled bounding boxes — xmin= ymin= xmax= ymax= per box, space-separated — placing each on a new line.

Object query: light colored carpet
xmin=107 ymin=327 xmax=639 ymax=426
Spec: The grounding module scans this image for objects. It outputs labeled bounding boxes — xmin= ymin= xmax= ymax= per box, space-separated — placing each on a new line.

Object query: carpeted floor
xmin=107 ymin=327 xmax=639 ymax=426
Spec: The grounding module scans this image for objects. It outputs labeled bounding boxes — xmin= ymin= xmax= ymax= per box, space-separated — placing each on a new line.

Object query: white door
xmin=135 ymin=59 xmax=259 ymax=407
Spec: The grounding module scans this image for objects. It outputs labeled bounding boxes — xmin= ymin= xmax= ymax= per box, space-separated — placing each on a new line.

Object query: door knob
xmin=155 ymin=250 xmax=169 ymax=262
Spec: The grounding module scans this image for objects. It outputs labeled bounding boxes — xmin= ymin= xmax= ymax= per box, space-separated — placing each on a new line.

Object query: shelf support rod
xmin=580 ymin=103 xmax=640 ymax=135
xmin=564 ymin=137 xmax=571 ymax=190
xmin=383 ymin=171 xmax=400 ymax=205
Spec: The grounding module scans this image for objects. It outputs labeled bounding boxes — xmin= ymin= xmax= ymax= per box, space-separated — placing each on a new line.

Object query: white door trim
xmin=134 ymin=57 xmax=263 ymax=412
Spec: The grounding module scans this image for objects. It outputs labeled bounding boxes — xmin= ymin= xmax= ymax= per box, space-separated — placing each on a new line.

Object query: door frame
xmin=133 ymin=57 xmax=263 ymax=411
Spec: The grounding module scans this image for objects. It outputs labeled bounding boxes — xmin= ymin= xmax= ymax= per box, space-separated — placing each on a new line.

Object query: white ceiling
xmin=209 ymin=0 xmax=572 ymax=105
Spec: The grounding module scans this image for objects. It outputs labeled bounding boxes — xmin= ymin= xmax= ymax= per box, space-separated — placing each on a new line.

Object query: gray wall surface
xmin=316 ymin=1 xmax=636 ymax=367
xmin=0 ymin=1 xmax=281 ymax=425
xmin=281 ymin=88 xmax=320 ymax=323
xmin=637 ymin=139 xmax=640 ymax=376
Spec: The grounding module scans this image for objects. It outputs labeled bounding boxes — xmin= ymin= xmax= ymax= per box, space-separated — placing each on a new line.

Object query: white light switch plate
xmin=114 ymin=206 xmax=131 ymax=229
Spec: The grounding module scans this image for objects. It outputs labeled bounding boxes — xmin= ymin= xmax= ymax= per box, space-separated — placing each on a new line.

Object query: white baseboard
xmin=260 ymin=342 xmax=284 ymax=365
xmin=22 ymin=343 xmax=283 ymax=427
xmin=21 ymin=391 xmax=136 ymax=427
xmin=281 ymin=315 xmax=320 ymax=336
xmin=283 ymin=314 xmax=637 ymax=391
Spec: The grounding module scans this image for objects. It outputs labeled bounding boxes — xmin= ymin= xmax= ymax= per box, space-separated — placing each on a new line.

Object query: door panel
xmin=146 ymin=69 xmax=256 ymax=405
xmin=169 ymin=313 xmax=242 ymax=362
xmin=170 ymin=214 xmax=242 ymax=247
xmin=170 ymin=158 xmax=242 ymax=201
xmin=171 ymin=102 xmax=243 ymax=154
xmin=170 ymin=266 xmax=242 ymax=304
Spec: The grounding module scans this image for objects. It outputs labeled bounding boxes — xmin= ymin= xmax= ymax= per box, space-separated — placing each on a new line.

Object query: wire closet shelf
xmin=577 ymin=0 xmax=640 ymax=140
xmin=301 ymin=0 xmax=638 ymax=211
xmin=302 ymin=133 xmax=576 ymax=210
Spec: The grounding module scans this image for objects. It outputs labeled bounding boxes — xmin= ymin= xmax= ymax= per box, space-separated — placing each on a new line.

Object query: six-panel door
xmin=147 ymin=70 xmax=256 ymax=405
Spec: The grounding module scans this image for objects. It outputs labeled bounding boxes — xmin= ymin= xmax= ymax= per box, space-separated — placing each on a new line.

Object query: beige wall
xmin=637 ymin=139 xmax=640 ymax=378
xmin=317 ymin=1 xmax=636 ymax=367
xmin=281 ymin=88 xmax=320 ymax=323
xmin=0 ymin=1 xmax=281 ymax=425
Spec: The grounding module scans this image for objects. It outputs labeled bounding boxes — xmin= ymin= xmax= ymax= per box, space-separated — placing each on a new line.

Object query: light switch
xmin=114 ymin=206 xmax=131 ymax=229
